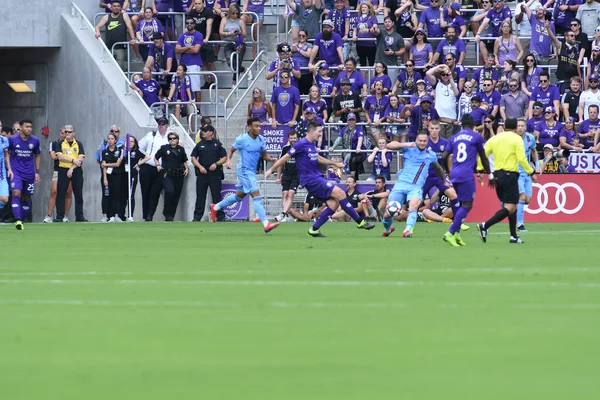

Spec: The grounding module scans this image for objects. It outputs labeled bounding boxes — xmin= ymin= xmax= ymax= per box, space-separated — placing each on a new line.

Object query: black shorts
xmin=201 ymin=43 xmax=216 ymax=64
xmin=281 ymin=175 xmax=300 ymax=192
xmin=494 ymin=170 xmax=519 ymax=205
xmin=482 ymin=39 xmax=494 ymax=53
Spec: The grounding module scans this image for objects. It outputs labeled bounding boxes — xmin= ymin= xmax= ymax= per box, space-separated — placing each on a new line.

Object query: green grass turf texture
xmin=0 ymin=222 xmax=599 ymax=399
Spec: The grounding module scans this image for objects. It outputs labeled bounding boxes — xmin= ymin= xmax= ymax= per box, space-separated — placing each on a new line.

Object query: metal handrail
xmin=94 ymin=11 xmax=188 ymax=35
xmin=167 ymin=112 xmax=197 ymax=152
xmin=151 ymin=101 xmax=199 ymax=135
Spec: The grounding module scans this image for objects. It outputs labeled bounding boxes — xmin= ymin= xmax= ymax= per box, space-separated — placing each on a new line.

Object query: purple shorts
xmin=10 ymin=175 xmax=35 ymax=196
xmin=452 ymin=179 xmax=476 ymax=203
xmin=303 ymin=177 xmax=335 ymax=202
xmin=423 ymin=176 xmax=447 ymax=199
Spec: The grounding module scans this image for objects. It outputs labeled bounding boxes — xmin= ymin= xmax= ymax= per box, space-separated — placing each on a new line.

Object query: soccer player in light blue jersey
xmin=382 ymin=132 xmax=446 ymax=238
xmin=210 ymin=117 xmax=280 ymax=233
xmin=516 ymin=118 xmax=538 ymax=232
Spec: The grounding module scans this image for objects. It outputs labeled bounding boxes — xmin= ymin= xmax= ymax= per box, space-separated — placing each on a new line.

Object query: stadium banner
xmin=261 ymin=125 xmax=292 ymax=152
xmin=220 ymin=184 xmax=249 ymax=221
xmin=467 ymin=174 xmax=598 ymax=223
xmin=568 ymin=153 xmax=600 ymax=173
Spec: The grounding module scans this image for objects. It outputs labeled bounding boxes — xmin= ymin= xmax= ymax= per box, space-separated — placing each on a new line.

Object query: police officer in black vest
xmin=153 ymin=131 xmax=189 ymax=221
xmin=191 ymin=125 xmax=227 ymax=221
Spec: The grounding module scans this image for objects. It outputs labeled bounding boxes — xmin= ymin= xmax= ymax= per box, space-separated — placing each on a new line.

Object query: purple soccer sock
xmin=449 ymin=206 xmax=469 ymax=234
xmin=312 ymin=207 xmax=334 ymax=230
xmin=340 ymin=199 xmax=362 ymax=223
xmin=11 ymin=196 xmax=21 ymax=220
xmin=21 ymin=199 xmax=31 ymax=220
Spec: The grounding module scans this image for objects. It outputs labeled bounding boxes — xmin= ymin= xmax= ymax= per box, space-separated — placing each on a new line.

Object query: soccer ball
xmin=386 ymin=200 xmax=402 ymax=216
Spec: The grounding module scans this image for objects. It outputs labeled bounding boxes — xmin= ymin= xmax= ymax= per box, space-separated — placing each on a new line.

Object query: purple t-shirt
xmin=409 ymin=105 xmax=440 ymax=137
xmin=268 ymin=58 xmax=301 ymax=88
xmin=473 ymin=67 xmax=499 ymax=92
xmin=355 ymin=14 xmax=378 ymax=47
xmin=426 ymin=136 xmax=448 ymax=175
xmin=205 ymin=0 xmax=226 ymax=9
xmin=155 ymin=0 xmax=175 ymax=13
xmin=536 ymin=121 xmax=563 ymax=147
xmin=247 ymin=0 xmax=266 ymax=13
xmin=177 ymin=31 xmax=204 ymax=67
xmin=148 ymin=42 xmax=175 ymax=61
xmin=136 ymin=19 xmax=164 ymax=42
xmin=335 ymin=70 xmax=366 ymax=93
xmin=174 ymin=0 xmax=193 ymax=12
xmin=471 ymin=108 xmax=488 ymax=125
xmin=419 ymin=7 xmax=444 ymax=38
xmin=271 ymin=85 xmax=301 ymax=123
xmin=444 ymin=12 xmax=466 ymax=33
xmin=450 ymin=64 xmax=468 ymax=82
xmin=553 ymin=0 xmax=578 ymax=31
xmin=7 ymin=134 xmax=41 ymax=181
xmin=396 ymin=71 xmax=422 ymax=95
xmin=314 ymin=32 xmax=344 ymax=65
xmin=559 ymin=128 xmax=577 ymax=146
xmin=373 ymin=151 xmax=393 ymax=176
xmin=328 ymin=8 xmax=351 ymax=37
xmin=172 ymin=74 xmax=192 ymax=101
xmin=435 ymin=39 xmax=466 ymax=60
xmin=530 ymin=15 xmax=554 ymax=58
xmin=476 ymin=90 xmax=501 ymax=108
xmin=523 ymin=67 xmax=542 ymax=93
xmin=288 ymin=137 xmax=324 ymax=186
xmin=486 ymin=6 xmax=512 ymax=37
xmin=370 ymin=75 xmax=392 ymax=92
xmin=303 ymin=99 xmax=328 ymax=118
xmin=315 ymin=74 xmax=335 ymax=108
xmin=135 ymin=78 xmax=162 ymax=107
xmin=445 ymin=129 xmax=485 ymax=183
xmin=526 ymin=116 xmax=544 ymax=134
xmin=530 ymin=85 xmax=560 ymax=109
xmin=578 ymin=119 xmax=600 ymax=148
xmin=340 ymin=125 xmax=368 ymax=150
xmin=364 ymin=95 xmax=390 ymax=121
xmin=410 ymin=43 xmax=433 ymax=67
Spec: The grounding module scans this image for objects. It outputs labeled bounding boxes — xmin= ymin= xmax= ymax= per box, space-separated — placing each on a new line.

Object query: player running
xmin=210 ymin=117 xmax=279 ymax=233
xmin=441 ymin=115 xmax=491 ymax=247
xmin=382 ymin=132 xmax=446 ymax=238
xmin=515 ymin=118 xmax=537 ymax=232
xmin=266 ymin=122 xmax=375 ymax=237
xmin=5 ymin=119 xmax=40 ymax=230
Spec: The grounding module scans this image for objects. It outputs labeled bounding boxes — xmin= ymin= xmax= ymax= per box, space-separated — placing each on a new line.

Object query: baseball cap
xmin=416 ymin=79 xmax=426 ymax=84
xmin=420 ymin=94 xmax=432 ymax=103
xmin=277 ymin=42 xmax=291 ymax=53
xmin=152 ymin=32 xmax=164 ymax=40
xmin=450 ymin=3 xmax=461 ymax=12
xmin=305 ymin=107 xmax=316 ymax=114
xmin=322 ymin=19 xmax=334 ymax=28
xmin=593 ymin=46 xmax=600 ymax=52
xmin=201 ymin=124 xmax=215 ymax=132
xmin=543 ymin=144 xmax=554 ymax=150
xmin=533 ymin=101 xmax=544 ymax=109
xmin=157 ymin=117 xmax=169 ymax=125
xmin=471 ymin=95 xmax=482 ymax=102
xmin=340 ymin=77 xmax=351 ymax=85
xmin=347 ymin=113 xmax=357 ymax=120
xmin=544 ymin=106 xmax=555 ymax=113
xmin=590 ymin=74 xmax=599 ymax=81
xmin=319 ymin=63 xmax=329 ymax=70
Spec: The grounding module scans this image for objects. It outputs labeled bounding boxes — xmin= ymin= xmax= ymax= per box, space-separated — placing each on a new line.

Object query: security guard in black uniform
xmin=153 ymin=131 xmax=189 ymax=221
xmin=191 ymin=125 xmax=227 ymax=221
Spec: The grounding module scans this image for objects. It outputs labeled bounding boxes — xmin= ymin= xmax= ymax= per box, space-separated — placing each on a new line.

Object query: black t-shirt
xmin=51 ymin=140 xmax=62 ymax=171
xmin=124 ymin=147 xmax=146 ymax=176
xmin=190 ymin=8 xmax=214 ymax=37
xmin=557 ymin=42 xmax=581 ymax=81
xmin=102 ymin=146 xmax=125 ymax=175
xmin=333 ymin=92 xmax=362 ymax=123
xmin=304 ymin=192 xmax=322 ymax=210
xmin=561 ymin=90 xmax=580 ymax=121
xmin=190 ymin=139 xmax=226 ymax=175
xmin=346 ymin=189 xmax=361 ymax=208
xmin=365 ymin=187 xmax=388 ymax=209
xmin=154 ymin=144 xmax=188 ymax=170
xmin=280 ymin=144 xmax=298 ymax=177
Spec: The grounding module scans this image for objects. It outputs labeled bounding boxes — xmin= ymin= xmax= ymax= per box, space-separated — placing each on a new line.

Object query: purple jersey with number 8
xmin=445 ymin=129 xmax=485 ymax=184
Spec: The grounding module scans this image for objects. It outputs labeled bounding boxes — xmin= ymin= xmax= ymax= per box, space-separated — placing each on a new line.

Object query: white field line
xmin=490 ymin=229 xmax=600 ymax=235
xmin=2 ymin=299 xmax=600 ymax=311
xmin=0 ymin=267 xmax=598 ymax=277
xmin=2 ymin=279 xmax=600 ymax=288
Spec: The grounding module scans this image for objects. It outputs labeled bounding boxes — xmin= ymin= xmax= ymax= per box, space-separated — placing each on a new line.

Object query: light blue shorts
xmin=0 ymin=178 xmax=8 ymax=197
xmin=389 ymin=184 xmax=423 ymax=205
xmin=236 ymin=171 xmax=260 ymax=194
xmin=291 ymin=19 xmax=300 ymax=28
xmin=518 ymin=173 xmax=532 ymax=197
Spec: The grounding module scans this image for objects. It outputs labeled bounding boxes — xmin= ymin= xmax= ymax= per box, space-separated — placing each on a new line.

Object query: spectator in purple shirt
xmin=166 ymin=64 xmax=194 ymax=121
xmin=534 ymin=106 xmax=564 ymax=149
xmin=476 ymin=78 xmax=502 ymax=118
xmin=131 ymin=67 xmax=163 ymax=108
xmin=522 ymin=3 xmax=556 ymax=65
xmin=471 ymin=54 xmax=499 ymax=92
xmin=392 ymin=60 xmax=422 ymax=95
xmin=443 ymin=2 xmax=467 ymax=37
xmin=418 ymin=0 xmax=445 ymax=39
xmin=309 ymin=20 xmax=345 ymax=71
xmin=270 ymin=71 xmax=301 ymax=127
xmin=476 ymin=0 xmax=512 ymax=39
xmin=176 ymin=15 xmax=204 ymax=104
xmin=328 ymin=0 xmax=351 ymax=59
xmin=409 ymin=28 xmax=433 ymax=67
xmin=403 ymin=95 xmax=440 ymax=139
xmin=433 ymin=26 xmax=466 ymax=65
xmin=241 ymin=0 xmax=267 ymax=60
xmin=135 ymin=7 xmax=165 ymax=62
xmin=353 ymin=3 xmax=379 ymax=66
xmin=332 ymin=58 xmax=368 ymax=97
xmin=266 ymin=42 xmax=302 ymax=89
xmin=329 ymin=113 xmax=368 ymax=180
xmin=145 ymin=32 xmax=176 ymax=94
xmin=528 ymin=71 xmax=561 ymax=118
xmin=552 ymin=0 xmax=580 ymax=35
xmin=521 ymin=54 xmax=543 ymax=97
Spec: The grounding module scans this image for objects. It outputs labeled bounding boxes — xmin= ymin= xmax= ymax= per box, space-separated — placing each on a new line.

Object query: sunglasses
xmin=253 ymin=89 xmax=261 ymax=93
xmin=571 ymin=23 xmax=579 ymax=26
xmin=464 ymin=85 xmax=472 ymax=89
xmin=590 ymin=80 xmax=599 ymax=83
xmin=526 ymin=59 xmax=534 ymax=62
xmin=406 ymin=64 xmax=414 ymax=66
xmin=168 ymin=137 xmax=178 ymax=140
xmin=539 ymin=79 xmax=548 ymax=83
xmin=441 ymin=73 xmax=450 ymax=76
xmin=299 ymin=34 xmax=306 ymax=37
xmin=280 ymin=75 xmax=289 ymax=79
xmin=186 ymin=21 xmax=195 ymax=25
xmin=482 ymin=0 xmax=489 ymax=3
xmin=445 ymin=59 xmax=453 ymax=62
xmin=533 ymin=106 xmax=541 ymax=110
xmin=545 ymin=111 xmax=554 ymax=114
xmin=341 ymin=83 xmax=351 ymax=86
xmin=509 ymin=84 xmax=518 ymax=88
xmin=64 ymin=130 xmax=73 ymax=133
xmin=416 ymin=33 xmax=424 ymax=36
xmin=13 ymin=128 xmax=21 ymax=131
xmin=485 ymin=120 xmax=492 ymax=123
xmin=110 ymin=129 xmax=120 ymax=133
xmin=483 ymin=84 xmax=492 ymax=86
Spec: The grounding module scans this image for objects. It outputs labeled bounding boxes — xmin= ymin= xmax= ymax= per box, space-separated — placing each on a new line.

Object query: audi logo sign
xmin=467 ymin=174 xmax=600 ymax=223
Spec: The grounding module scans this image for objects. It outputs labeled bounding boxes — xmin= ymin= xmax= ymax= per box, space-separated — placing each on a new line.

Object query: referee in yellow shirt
xmin=477 ymin=118 xmax=537 ymax=244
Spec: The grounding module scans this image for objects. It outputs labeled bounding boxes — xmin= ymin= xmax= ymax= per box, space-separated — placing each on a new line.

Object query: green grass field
xmin=1 ymin=222 xmax=599 ymax=399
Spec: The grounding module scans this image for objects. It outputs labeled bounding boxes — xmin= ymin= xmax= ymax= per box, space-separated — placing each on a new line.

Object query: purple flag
xmin=125 ymin=133 xmax=131 ymax=153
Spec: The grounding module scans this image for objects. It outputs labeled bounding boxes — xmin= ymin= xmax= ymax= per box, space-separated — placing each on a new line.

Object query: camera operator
xmin=153 ymin=131 xmax=189 ymax=221
xmin=266 ymin=43 xmax=301 ymax=88
xmin=537 ymin=144 xmax=574 ymax=173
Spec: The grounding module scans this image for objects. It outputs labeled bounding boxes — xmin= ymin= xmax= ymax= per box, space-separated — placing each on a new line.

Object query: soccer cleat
xmin=15 ymin=220 xmax=24 ymax=230
xmin=454 ymin=232 xmax=466 ymax=246
xmin=510 ymin=236 xmax=525 ymax=244
xmin=62 ymin=217 xmax=69 ymax=223
xmin=460 ymin=223 xmax=470 ymax=231
xmin=517 ymin=224 xmax=528 ymax=232
xmin=43 ymin=215 xmax=53 ymax=223
xmin=443 ymin=231 xmax=459 ymax=247
xmin=477 ymin=223 xmax=487 ymax=243
xmin=382 ymin=226 xmax=396 ymax=237
xmin=251 ymin=217 xmax=261 ymax=222
xmin=357 ymin=220 xmax=375 ymax=230
xmin=264 ymin=221 xmax=280 ymax=233
xmin=442 ymin=217 xmax=453 ymax=223
xmin=209 ymin=204 xmax=217 ymax=222
xmin=402 ymin=229 xmax=412 ymax=238
xmin=307 ymin=228 xmax=326 ymax=238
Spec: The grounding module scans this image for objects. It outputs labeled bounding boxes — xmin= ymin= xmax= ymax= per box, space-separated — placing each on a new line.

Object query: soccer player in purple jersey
xmin=266 ymin=122 xmax=375 ymax=237
xmin=441 ymin=115 xmax=491 ymax=247
xmin=5 ymin=119 xmax=41 ymax=230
